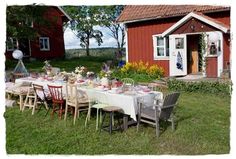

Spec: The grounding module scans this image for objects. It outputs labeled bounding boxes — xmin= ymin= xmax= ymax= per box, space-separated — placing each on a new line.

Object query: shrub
xmin=167 ymin=78 xmax=232 ymax=95
xmin=112 ymin=61 xmax=164 ymax=82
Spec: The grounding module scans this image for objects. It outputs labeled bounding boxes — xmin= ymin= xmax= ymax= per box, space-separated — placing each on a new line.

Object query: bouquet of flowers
xmin=86 ymin=71 xmax=95 ymax=79
xmin=42 ymin=60 xmax=52 ymax=71
xmin=74 ymin=66 xmax=87 ymax=77
xmin=99 ymin=63 xmax=112 ymax=79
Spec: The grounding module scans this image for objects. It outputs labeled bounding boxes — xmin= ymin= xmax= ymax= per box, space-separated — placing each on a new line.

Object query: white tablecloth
xmin=15 ymin=77 xmax=163 ymax=121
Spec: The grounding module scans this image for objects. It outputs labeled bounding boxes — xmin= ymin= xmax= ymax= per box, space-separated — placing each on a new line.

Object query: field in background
xmin=65 ymin=47 xmax=119 ymax=59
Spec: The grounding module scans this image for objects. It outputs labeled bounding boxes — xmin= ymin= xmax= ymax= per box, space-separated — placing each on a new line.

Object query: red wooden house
xmin=6 ymin=6 xmax=71 ymax=60
xmin=117 ymin=5 xmax=231 ymax=78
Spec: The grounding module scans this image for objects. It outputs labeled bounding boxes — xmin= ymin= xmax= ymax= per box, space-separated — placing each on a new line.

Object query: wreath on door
xmin=176 ymin=51 xmax=183 ymax=70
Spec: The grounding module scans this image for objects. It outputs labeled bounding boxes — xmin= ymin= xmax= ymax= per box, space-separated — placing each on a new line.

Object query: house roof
xmin=57 ymin=6 xmax=72 ymax=21
xmin=117 ymin=5 xmax=230 ymax=23
xmin=162 ymin=12 xmax=230 ymax=36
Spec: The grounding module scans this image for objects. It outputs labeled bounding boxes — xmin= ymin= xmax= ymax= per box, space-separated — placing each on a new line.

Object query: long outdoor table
xmin=15 ymin=77 xmax=163 ymax=128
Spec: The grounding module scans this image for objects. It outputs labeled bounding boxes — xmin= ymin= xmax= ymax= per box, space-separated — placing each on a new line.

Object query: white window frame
xmin=39 ymin=37 xmax=50 ymax=51
xmin=153 ymin=34 xmax=169 ymax=60
xmin=6 ymin=37 xmax=18 ymax=51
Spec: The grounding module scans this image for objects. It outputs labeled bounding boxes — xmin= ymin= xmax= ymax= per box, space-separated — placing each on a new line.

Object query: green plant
xmin=199 ymin=33 xmax=208 ymax=74
xmin=113 ymin=61 xmax=164 ymax=82
xmin=167 ymin=78 xmax=232 ymax=95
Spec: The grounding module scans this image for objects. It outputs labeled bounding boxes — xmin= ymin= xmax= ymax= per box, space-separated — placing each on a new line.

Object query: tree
xmin=63 ymin=6 xmax=104 ymax=56
xmin=7 ymin=5 xmax=49 ymax=40
xmin=99 ymin=6 xmax=125 ymax=52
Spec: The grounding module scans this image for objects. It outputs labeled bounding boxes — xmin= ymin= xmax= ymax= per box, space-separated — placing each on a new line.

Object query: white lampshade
xmin=12 ymin=49 xmax=23 ymax=60
xmin=208 ymin=32 xmax=220 ymax=43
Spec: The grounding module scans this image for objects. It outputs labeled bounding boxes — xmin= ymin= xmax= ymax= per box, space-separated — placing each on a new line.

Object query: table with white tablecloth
xmin=15 ymin=77 xmax=163 ymax=122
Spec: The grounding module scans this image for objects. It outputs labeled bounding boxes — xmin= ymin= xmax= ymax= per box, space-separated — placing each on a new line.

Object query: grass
xmin=5 ymin=92 xmax=230 ymax=154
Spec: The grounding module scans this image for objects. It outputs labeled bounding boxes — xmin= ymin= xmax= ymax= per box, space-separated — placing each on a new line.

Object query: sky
xmin=64 ymin=26 xmax=119 ymax=49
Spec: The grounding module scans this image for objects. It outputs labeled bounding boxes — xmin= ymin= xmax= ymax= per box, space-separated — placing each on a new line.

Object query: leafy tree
xmin=6 ymin=5 xmax=49 ymax=40
xmin=63 ymin=6 xmax=104 ymax=56
xmin=99 ymin=5 xmax=125 ymax=52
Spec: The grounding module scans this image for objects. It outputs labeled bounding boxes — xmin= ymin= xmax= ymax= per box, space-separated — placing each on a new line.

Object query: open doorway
xmin=187 ymin=34 xmax=202 ymax=74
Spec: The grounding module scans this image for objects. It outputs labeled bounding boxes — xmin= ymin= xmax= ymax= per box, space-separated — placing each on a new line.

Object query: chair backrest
xmin=47 ymin=84 xmax=64 ymax=103
xmin=121 ymin=78 xmax=134 ymax=86
xmin=65 ymin=83 xmax=78 ymax=105
xmin=51 ymin=67 xmax=60 ymax=75
xmin=33 ymin=84 xmax=48 ymax=101
xmin=121 ymin=78 xmax=134 ymax=91
xmin=160 ymin=92 xmax=180 ymax=120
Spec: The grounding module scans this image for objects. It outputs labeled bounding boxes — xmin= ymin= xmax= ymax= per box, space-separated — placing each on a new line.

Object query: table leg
xmin=123 ymin=115 xmax=128 ymax=131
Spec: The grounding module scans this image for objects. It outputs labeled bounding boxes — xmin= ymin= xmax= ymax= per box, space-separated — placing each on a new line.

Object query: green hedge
xmin=167 ymin=79 xmax=232 ymax=95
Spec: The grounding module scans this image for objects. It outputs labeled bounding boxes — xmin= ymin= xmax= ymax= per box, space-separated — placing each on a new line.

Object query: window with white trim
xmin=153 ymin=35 xmax=169 ymax=59
xmin=6 ymin=37 xmax=18 ymax=51
xmin=39 ymin=37 xmax=50 ymax=51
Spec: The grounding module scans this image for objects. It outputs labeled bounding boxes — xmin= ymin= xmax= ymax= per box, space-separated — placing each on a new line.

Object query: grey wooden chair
xmin=121 ymin=78 xmax=134 ymax=91
xmin=137 ymin=92 xmax=180 ymax=137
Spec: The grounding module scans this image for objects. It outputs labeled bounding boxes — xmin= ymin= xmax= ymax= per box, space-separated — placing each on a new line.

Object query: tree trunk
xmin=86 ymin=45 xmax=90 ymax=56
xmin=86 ymin=35 xmax=90 ymax=56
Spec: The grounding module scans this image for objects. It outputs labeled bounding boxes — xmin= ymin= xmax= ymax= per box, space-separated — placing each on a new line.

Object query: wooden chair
xmin=137 ymin=92 xmax=180 ymax=137
xmin=47 ymin=84 xmax=64 ymax=119
xmin=32 ymin=84 xmax=52 ymax=116
xmin=121 ymin=78 xmax=134 ymax=91
xmin=64 ymin=83 xmax=89 ymax=125
xmin=22 ymin=87 xmax=37 ymax=115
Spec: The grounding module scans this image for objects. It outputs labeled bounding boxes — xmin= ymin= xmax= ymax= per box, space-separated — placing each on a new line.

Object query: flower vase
xmin=46 ymin=69 xmax=52 ymax=76
xmin=101 ymin=77 xmax=109 ymax=87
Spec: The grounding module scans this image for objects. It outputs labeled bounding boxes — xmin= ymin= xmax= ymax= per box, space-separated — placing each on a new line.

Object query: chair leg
xmin=100 ymin=111 xmax=106 ymax=132
xmin=22 ymin=95 xmax=28 ymax=112
xmin=44 ymin=101 xmax=49 ymax=110
xmin=96 ymin=108 xmax=99 ymax=130
xmin=32 ymin=99 xmax=37 ymax=115
xmin=59 ymin=104 xmax=63 ymax=119
xmin=85 ymin=107 xmax=91 ymax=127
xmin=51 ymin=103 xmax=56 ymax=119
xmin=73 ymin=107 xmax=78 ymax=125
xmin=109 ymin=112 xmax=113 ymax=134
xmin=64 ymin=104 xmax=68 ymax=121
xmin=156 ymin=118 xmax=160 ymax=137
xmin=171 ymin=116 xmax=175 ymax=131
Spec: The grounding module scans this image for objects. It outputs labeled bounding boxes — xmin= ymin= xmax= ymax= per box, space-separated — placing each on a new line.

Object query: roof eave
xmin=57 ymin=6 xmax=72 ymax=22
xmin=117 ymin=7 xmax=230 ymax=24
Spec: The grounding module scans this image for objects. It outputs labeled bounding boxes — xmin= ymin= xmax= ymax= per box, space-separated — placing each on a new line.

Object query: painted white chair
xmin=85 ymin=93 xmax=109 ymax=130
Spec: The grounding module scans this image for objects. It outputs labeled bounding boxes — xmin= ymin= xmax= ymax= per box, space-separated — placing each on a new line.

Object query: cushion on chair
xmin=102 ymin=106 xmax=122 ymax=112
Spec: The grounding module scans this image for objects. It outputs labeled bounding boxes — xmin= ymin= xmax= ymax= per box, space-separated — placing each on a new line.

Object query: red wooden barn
xmin=117 ymin=5 xmax=231 ymax=78
xmin=5 ymin=6 xmax=71 ymax=60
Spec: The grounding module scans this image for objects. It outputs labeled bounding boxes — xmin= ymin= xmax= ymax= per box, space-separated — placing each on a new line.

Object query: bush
xmin=112 ymin=61 xmax=164 ymax=82
xmin=167 ymin=78 xmax=232 ymax=95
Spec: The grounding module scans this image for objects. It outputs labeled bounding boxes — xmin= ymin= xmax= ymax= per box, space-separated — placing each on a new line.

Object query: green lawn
xmin=5 ymin=92 xmax=230 ymax=154
xmin=5 ymin=56 xmax=114 ymax=73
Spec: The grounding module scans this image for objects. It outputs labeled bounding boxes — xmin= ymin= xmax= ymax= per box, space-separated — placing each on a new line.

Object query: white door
xmin=169 ymin=34 xmax=187 ymax=76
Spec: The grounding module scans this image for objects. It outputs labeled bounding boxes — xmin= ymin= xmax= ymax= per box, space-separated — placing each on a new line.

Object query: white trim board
xmin=162 ymin=12 xmax=229 ymax=37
